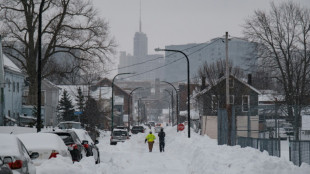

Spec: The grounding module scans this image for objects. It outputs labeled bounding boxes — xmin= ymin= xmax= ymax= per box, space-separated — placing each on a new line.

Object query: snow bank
xmin=164 ymin=126 xmax=310 ymax=174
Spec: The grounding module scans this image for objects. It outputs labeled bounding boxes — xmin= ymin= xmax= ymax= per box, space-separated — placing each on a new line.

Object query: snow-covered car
xmin=71 ymin=129 xmax=100 ymax=164
xmin=0 ymin=157 xmax=13 ymax=174
xmin=57 ymin=121 xmax=83 ymax=129
xmin=110 ymin=129 xmax=129 ymax=145
xmin=49 ymin=130 xmax=86 ymax=162
xmin=17 ymin=133 xmax=72 ymax=166
xmin=0 ymin=134 xmax=37 ymax=174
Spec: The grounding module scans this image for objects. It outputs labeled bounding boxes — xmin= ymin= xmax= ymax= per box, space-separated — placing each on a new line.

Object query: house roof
xmin=3 ymin=54 xmax=22 ymax=73
xmin=95 ymin=78 xmax=130 ymax=96
xmin=194 ymin=75 xmax=261 ymax=98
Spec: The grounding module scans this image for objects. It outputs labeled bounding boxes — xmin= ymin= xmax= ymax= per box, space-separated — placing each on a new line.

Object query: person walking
xmin=145 ymin=131 xmax=156 ymax=152
xmin=158 ymin=127 xmax=165 ymax=152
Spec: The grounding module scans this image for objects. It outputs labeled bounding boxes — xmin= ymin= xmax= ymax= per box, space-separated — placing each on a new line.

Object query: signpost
xmin=178 ymin=123 xmax=185 ymax=131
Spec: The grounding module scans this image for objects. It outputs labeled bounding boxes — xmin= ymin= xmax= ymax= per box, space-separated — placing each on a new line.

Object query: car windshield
xmin=58 ymin=122 xmax=82 ymax=129
xmin=113 ymin=131 xmax=128 ymax=136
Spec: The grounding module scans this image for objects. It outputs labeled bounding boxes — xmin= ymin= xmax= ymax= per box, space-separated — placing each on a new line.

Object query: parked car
xmin=17 ymin=133 xmax=72 ymax=166
xmin=148 ymin=121 xmax=155 ymax=127
xmin=110 ymin=129 xmax=130 ymax=145
xmin=71 ymin=129 xmax=100 ymax=164
xmin=131 ymin=126 xmax=145 ymax=134
xmin=0 ymin=158 xmax=13 ymax=174
xmin=57 ymin=121 xmax=83 ymax=129
xmin=0 ymin=134 xmax=38 ymax=174
xmin=49 ymin=130 xmax=86 ymax=162
xmin=115 ymin=126 xmax=129 ymax=131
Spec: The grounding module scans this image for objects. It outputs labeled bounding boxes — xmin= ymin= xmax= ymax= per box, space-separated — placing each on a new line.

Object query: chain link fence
xmin=237 ymin=137 xmax=280 ymax=157
xmin=289 ymin=140 xmax=310 ymax=166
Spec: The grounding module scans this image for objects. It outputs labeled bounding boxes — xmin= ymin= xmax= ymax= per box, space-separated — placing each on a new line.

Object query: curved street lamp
xmin=111 ymin=72 xmax=133 ymax=131
xmin=128 ymin=87 xmax=143 ymax=130
xmin=162 ymin=81 xmax=179 ymax=131
xmin=155 ymin=48 xmax=191 ymax=138
xmin=164 ymin=89 xmax=174 ymax=125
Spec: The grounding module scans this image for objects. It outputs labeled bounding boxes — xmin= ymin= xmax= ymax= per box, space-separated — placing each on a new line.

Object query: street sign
xmin=74 ymin=111 xmax=83 ymax=116
xmin=178 ymin=123 xmax=185 ymax=131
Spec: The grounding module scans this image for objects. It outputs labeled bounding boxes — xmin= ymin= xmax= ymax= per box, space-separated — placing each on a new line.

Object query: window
xmin=229 ymin=95 xmax=234 ymax=104
xmin=211 ymin=95 xmax=219 ymax=112
xmin=13 ymin=82 xmax=15 ymax=92
xmin=17 ymin=83 xmax=19 ymax=93
xmin=242 ymin=95 xmax=250 ymax=112
xmin=229 ymin=77 xmax=234 ymax=88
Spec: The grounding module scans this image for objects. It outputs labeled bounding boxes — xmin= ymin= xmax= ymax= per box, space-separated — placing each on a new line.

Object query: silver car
xmin=110 ymin=129 xmax=129 ymax=145
xmin=0 ymin=134 xmax=38 ymax=174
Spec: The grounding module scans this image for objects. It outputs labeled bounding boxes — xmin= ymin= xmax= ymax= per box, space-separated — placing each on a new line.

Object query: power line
xmin=121 ymin=38 xmax=222 ymax=80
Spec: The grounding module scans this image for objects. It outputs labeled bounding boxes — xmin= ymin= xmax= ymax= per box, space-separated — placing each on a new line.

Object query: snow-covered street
xmin=34 ymin=126 xmax=310 ymax=174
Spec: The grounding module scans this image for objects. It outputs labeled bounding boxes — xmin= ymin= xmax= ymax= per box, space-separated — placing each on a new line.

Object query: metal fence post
xmin=298 ymin=141 xmax=301 ymax=166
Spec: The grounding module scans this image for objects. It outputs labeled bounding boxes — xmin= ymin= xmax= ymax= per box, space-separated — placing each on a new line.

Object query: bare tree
xmin=0 ymin=0 xmax=116 ymax=104
xmin=243 ymin=1 xmax=310 ymax=139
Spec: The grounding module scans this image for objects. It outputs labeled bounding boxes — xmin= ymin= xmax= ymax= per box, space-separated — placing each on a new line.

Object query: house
xmin=0 ymin=54 xmax=25 ymax=126
xmin=22 ymin=79 xmax=60 ymax=127
xmin=195 ymin=75 xmax=261 ymax=139
xmin=92 ymin=78 xmax=131 ymax=128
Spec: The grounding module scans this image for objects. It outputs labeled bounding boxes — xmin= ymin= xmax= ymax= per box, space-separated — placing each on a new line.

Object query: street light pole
xmin=164 ymin=89 xmax=174 ymax=126
xmin=161 ymin=81 xmax=179 ymax=131
xmin=128 ymin=87 xmax=142 ymax=130
xmin=155 ymin=48 xmax=191 ymax=138
xmin=37 ymin=0 xmax=45 ymax=132
xmin=111 ymin=73 xmax=132 ymax=131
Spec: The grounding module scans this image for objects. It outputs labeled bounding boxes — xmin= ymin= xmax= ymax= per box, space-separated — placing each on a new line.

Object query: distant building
xmin=164 ymin=37 xmax=258 ymax=83
xmin=118 ymin=7 xmax=164 ymax=82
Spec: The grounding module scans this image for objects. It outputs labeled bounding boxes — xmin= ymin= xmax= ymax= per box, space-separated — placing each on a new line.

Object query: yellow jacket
xmin=145 ymin=133 xmax=156 ymax=142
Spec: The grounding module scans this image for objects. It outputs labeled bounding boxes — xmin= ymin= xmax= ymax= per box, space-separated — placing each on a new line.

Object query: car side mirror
xmin=3 ymin=156 xmax=13 ymax=164
xmin=30 ymin=152 xmax=39 ymax=159
xmin=95 ymin=140 xmax=99 ymax=144
xmin=82 ymin=140 xmax=88 ymax=145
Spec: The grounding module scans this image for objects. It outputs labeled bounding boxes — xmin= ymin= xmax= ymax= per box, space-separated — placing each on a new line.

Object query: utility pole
xmin=225 ymin=32 xmax=232 ymax=145
xmin=37 ymin=0 xmax=45 ymax=132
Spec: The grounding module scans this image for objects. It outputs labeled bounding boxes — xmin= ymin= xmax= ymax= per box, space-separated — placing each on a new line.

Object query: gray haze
xmin=92 ymin=0 xmax=310 ymax=76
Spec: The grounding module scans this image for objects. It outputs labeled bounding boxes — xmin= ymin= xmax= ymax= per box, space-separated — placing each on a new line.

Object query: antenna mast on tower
xmin=139 ymin=0 xmax=142 ymax=32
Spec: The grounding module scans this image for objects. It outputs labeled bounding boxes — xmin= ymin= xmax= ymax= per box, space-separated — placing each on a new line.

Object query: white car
xmin=0 ymin=134 xmax=37 ymax=174
xmin=56 ymin=121 xmax=83 ymax=129
xmin=17 ymin=133 xmax=72 ymax=166
xmin=71 ymin=129 xmax=100 ymax=164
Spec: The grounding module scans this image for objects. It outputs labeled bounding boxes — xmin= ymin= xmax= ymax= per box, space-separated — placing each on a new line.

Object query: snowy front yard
xmin=32 ymin=126 xmax=310 ymax=174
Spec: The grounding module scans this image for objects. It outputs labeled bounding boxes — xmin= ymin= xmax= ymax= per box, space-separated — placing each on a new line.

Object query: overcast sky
xmin=92 ymin=0 xmax=310 ymax=75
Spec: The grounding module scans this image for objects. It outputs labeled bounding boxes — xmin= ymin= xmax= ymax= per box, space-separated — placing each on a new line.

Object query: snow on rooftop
xmin=58 ymin=85 xmax=88 ymax=106
xmin=91 ymin=86 xmax=112 ymax=100
xmin=3 ymin=54 xmax=22 ymax=73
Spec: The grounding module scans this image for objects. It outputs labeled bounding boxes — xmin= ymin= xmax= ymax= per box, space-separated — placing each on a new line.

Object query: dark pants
xmin=148 ymin=141 xmax=154 ymax=152
xmin=159 ymin=141 xmax=165 ymax=152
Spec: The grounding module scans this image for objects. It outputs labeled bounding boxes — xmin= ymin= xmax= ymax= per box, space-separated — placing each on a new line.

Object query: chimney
xmin=247 ymin=74 xmax=252 ymax=85
xmin=201 ymin=76 xmax=206 ymax=90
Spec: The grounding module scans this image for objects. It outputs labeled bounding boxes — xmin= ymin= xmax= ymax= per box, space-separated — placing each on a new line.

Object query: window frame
xmin=242 ymin=95 xmax=250 ymax=112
